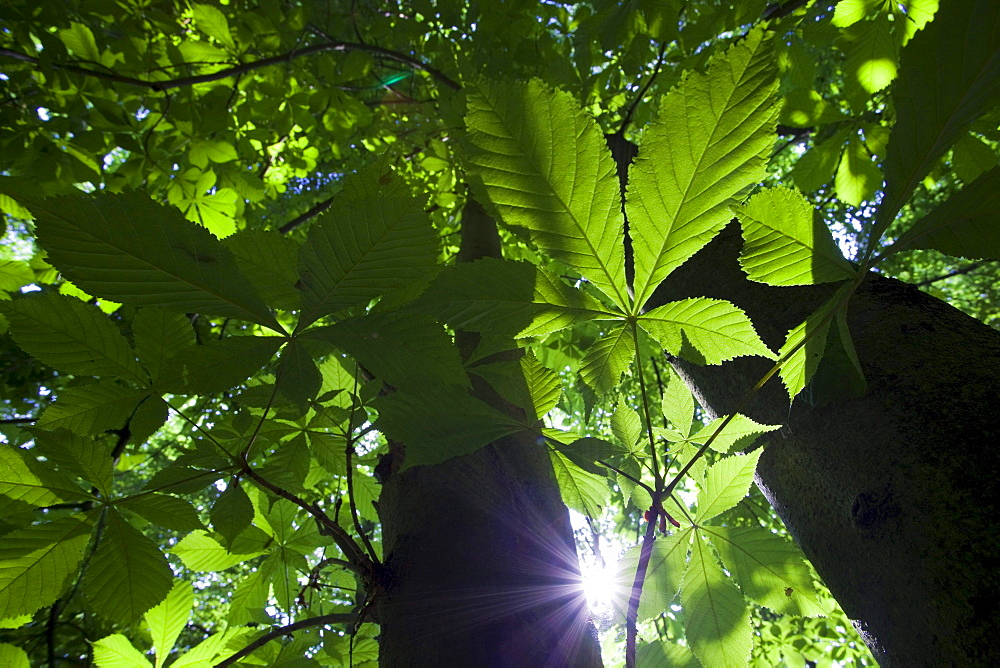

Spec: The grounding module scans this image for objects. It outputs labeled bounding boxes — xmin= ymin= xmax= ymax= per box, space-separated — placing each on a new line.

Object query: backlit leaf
xmin=133 ymin=309 xmax=196 ymax=382
xmin=579 ymin=323 xmax=635 ymax=394
xmin=697 ymin=449 xmax=763 ymax=522
xmin=0 ymin=442 xmax=94 ymax=514
xmin=210 ymin=479 xmax=254 ymax=547
xmin=549 ymin=450 xmax=609 ymax=517
xmin=693 ymin=414 xmax=781 ymax=454
xmin=145 ymin=581 xmax=194 ymax=667
xmin=778 ymin=285 xmax=850 ymax=400
xmin=627 ymin=27 xmax=778 ymax=309
xmin=119 ymin=493 xmax=204 ymax=533
xmin=466 ymin=78 xmax=629 ymax=308
xmin=614 ymin=530 xmax=691 ymax=622
xmin=37 ymin=382 xmax=147 ymax=435
xmin=170 ymin=530 xmax=262 ymax=571
xmin=639 ymin=298 xmax=775 ymax=365
xmin=92 ymin=634 xmax=152 ymax=668
xmin=154 ymin=336 xmax=283 ymax=395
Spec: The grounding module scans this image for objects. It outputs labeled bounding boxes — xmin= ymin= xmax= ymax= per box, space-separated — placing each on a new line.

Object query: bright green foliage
xmin=626 ymin=27 xmax=778 ymax=309
xmin=465 ymin=78 xmax=629 ymax=309
xmin=0 ymin=644 xmax=29 ymax=668
xmin=697 ymin=449 xmax=763 ymax=522
xmin=736 ymin=187 xmax=856 ymax=285
xmin=694 ymin=414 xmax=781 ymax=454
xmin=639 ymin=298 xmax=775 ymax=364
xmin=615 ymin=531 xmax=690 ymax=623
xmin=0 ymin=443 xmax=94 ymax=514
xmin=579 ymin=324 xmax=636 ymax=393
xmin=92 ymin=634 xmax=152 ymax=668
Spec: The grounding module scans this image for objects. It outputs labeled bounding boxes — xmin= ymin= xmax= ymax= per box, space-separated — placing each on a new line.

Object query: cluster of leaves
xmin=0 ymin=0 xmax=997 ymax=666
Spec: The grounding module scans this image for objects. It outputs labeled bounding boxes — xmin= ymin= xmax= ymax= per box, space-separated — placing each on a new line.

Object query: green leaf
xmin=224 ymin=229 xmax=302 ymax=311
xmin=192 ymin=4 xmax=235 ymax=49
xmin=58 ymin=22 xmax=101 ymax=61
xmin=373 ymin=385 xmax=523 ymax=469
xmin=548 ymin=435 xmax=622 ymax=476
xmin=707 ymin=526 xmax=827 ymax=617
xmin=791 ymin=129 xmax=849 ymax=192
xmin=661 ymin=367 xmax=695 ymax=437
xmin=3 ymin=292 xmax=146 ymax=383
xmin=145 ymin=581 xmax=194 ymax=667
xmin=736 ymin=187 xmax=856 ymax=285
xmin=133 ymin=309 xmax=195 ymax=382
xmin=29 ymin=193 xmax=280 ymax=330
xmin=872 ymin=0 xmax=1000 ymax=249
xmin=465 ymin=78 xmax=628 ymax=308
xmin=832 ymin=0 xmax=881 ymax=27
xmin=210 ymin=479 xmax=254 ymax=547
xmin=637 ymin=640 xmax=699 ymax=668
xmin=307 ymin=313 xmax=466 ymax=392
xmin=549 ymin=450 xmax=609 ymax=516
xmin=92 ymin=634 xmax=153 ymax=668
xmin=694 ymin=414 xmax=781 ymax=454
xmin=682 ymin=531 xmax=752 ymax=668
xmin=0 ymin=515 xmax=94 ymax=619
xmin=119 ymin=493 xmax=204 ymax=533
xmin=803 ymin=308 xmax=868 ymax=406
xmin=614 ymin=530 xmax=691 ymax=622
xmin=0 ymin=261 xmax=33 ymax=294
xmin=412 ymin=258 xmax=616 ymax=338
xmin=844 ymin=14 xmax=899 ymax=99
xmin=31 ymin=429 xmax=113 ymax=496
xmin=611 ymin=402 xmax=642 ymax=449
xmin=520 ymin=350 xmax=561 ymax=419
xmin=0 ymin=442 xmax=94 ymax=514
xmin=639 ymin=298 xmax=775 ymax=365
xmin=296 ymin=166 xmax=438 ymax=329
xmin=37 ymin=382 xmax=147 ymax=435
xmin=579 ymin=323 xmax=635 ymax=394
xmin=154 ymin=336 xmax=283 ymax=395
xmin=84 ymin=509 xmax=173 ymax=625
xmin=170 ymin=530 xmax=262 ymax=571
xmin=0 ymin=643 xmax=30 ymax=668
xmin=697 ymin=449 xmax=763 ymax=522
xmin=778 ymin=285 xmax=851 ymax=401
xmin=227 ymin=557 xmax=276 ymax=626
xmin=888 ymin=165 xmax=1000 ymax=260
xmin=951 ymin=134 xmax=998 ymax=184
xmin=779 ymin=89 xmax=850 ymax=128
xmin=835 ymin=135 xmax=881 ymax=207
xmin=627 ymin=27 xmax=778 ymax=309
xmin=276 ymin=338 xmax=322 ymax=410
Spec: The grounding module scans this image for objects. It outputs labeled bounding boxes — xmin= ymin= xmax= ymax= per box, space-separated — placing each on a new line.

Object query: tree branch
xmin=0 ymin=38 xmax=460 ymax=92
xmin=214 ymin=612 xmax=358 ymax=667
xmin=277 ymin=194 xmax=336 ymax=234
xmin=914 ymin=259 xmax=996 ymax=287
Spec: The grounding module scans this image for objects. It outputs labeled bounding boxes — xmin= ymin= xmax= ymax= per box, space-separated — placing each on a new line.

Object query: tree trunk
xmin=650 ymin=222 xmax=1000 ymax=666
xmin=375 ymin=201 xmax=603 ymax=667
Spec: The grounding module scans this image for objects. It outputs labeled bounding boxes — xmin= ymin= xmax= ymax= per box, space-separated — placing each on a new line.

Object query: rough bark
xmin=375 ymin=201 xmax=603 ymax=667
xmin=650 ymin=222 xmax=1000 ymax=666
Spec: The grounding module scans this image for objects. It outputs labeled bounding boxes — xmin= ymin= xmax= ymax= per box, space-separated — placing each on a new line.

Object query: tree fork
xmin=649 ymin=222 xmax=1000 ymax=666
xmin=374 ymin=201 xmax=602 ymax=666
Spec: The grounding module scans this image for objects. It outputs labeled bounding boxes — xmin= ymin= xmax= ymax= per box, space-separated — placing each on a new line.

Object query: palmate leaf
xmin=29 ymin=193 xmax=281 ymax=331
xmin=465 ymin=78 xmax=629 ymax=309
xmin=412 ymin=258 xmax=618 ymax=338
xmin=870 ymin=0 xmax=1000 ymax=250
xmin=639 ymin=298 xmax=775 ymax=365
xmin=627 ymin=27 xmax=779 ymax=309
xmin=83 ymin=509 xmax=173 ymax=625
xmin=888 ymin=165 xmax=1000 ymax=260
xmin=706 ymin=526 xmax=827 ymax=617
xmin=696 ymin=449 xmax=763 ymax=522
xmin=0 ymin=514 xmax=95 ymax=619
xmin=3 ymin=292 xmax=146 ymax=384
xmin=145 ymin=581 xmax=194 ymax=667
xmin=682 ymin=531 xmax=752 ymax=668
xmin=735 ymin=187 xmax=856 ymax=286
xmin=296 ymin=165 xmax=438 ymax=330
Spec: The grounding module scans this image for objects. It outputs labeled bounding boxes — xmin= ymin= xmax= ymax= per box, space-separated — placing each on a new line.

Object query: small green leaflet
xmin=870 ymin=0 xmax=1000 ymax=257
xmin=153 ymin=336 xmax=283 ymax=395
xmin=639 ymin=298 xmax=775 ymax=365
xmin=29 ymin=193 xmax=281 ymax=331
xmin=579 ymin=323 xmax=635 ymax=394
xmin=614 ymin=530 xmax=691 ymax=623
xmin=697 ymin=449 xmax=763 ymax=522
xmin=0 ymin=644 xmax=29 ymax=668
xmin=705 ymin=526 xmax=827 ymax=617
xmin=549 ymin=450 xmax=609 ymax=517
xmin=83 ymin=509 xmax=173 ymax=625
xmin=736 ymin=187 xmax=856 ymax=285
xmin=36 ymin=382 xmax=147 ymax=435
xmin=192 ymin=3 xmax=236 ymax=50
xmin=210 ymin=479 xmax=254 ymax=547
xmin=170 ymin=530 xmax=262 ymax=571
xmin=412 ymin=258 xmax=617 ymax=338
xmin=611 ymin=402 xmax=642 ymax=451
xmin=296 ymin=165 xmax=438 ymax=330
xmin=224 ymin=229 xmax=302 ymax=311
xmin=694 ymin=414 xmax=782 ymax=454
xmin=520 ymin=351 xmax=561 ymax=419
xmin=145 ymin=581 xmax=194 ymax=668
xmin=119 ymin=493 xmax=204 ymax=533
xmin=0 ymin=442 xmax=95 ymax=514
xmin=465 ymin=78 xmax=629 ymax=310
xmin=0 ymin=260 xmax=33 ymax=294
xmin=637 ymin=640 xmax=699 ymax=668
xmin=3 ymin=292 xmax=147 ymax=384
xmin=626 ymin=27 xmax=779 ymax=309
xmin=92 ymin=634 xmax=152 ymax=668
xmin=886 ymin=165 xmax=1000 ymax=260
xmin=661 ymin=367 xmax=695 ymax=437
xmin=832 ymin=0 xmax=882 ymax=27
xmin=682 ymin=531 xmax=752 ymax=668
xmin=30 ymin=429 xmax=113 ymax=496
xmin=0 ymin=514 xmax=95 ymax=619
xmin=778 ymin=284 xmax=854 ymax=401
xmin=835 ymin=135 xmax=881 ymax=207
xmin=276 ymin=338 xmax=322 ymax=410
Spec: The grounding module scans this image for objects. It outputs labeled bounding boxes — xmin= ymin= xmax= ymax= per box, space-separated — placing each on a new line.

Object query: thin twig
xmin=914 ymin=259 xmax=996 ymax=287
xmin=277 ymin=194 xmax=336 ymax=234
xmin=214 ymin=612 xmax=358 ymax=667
